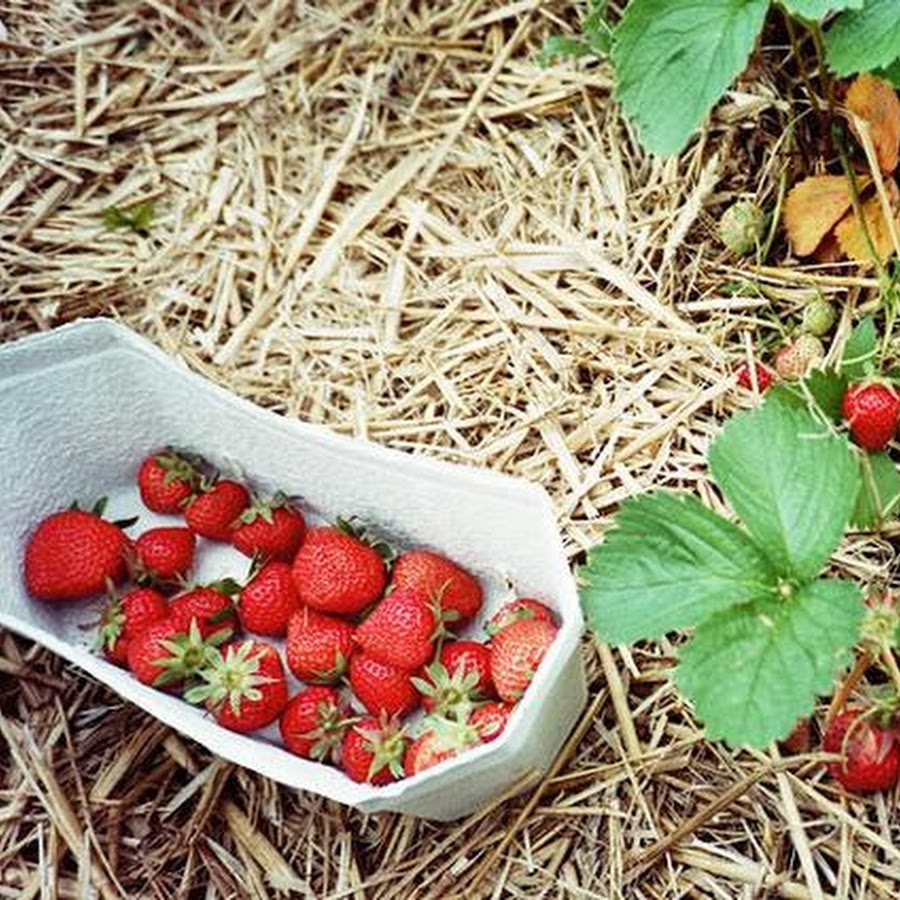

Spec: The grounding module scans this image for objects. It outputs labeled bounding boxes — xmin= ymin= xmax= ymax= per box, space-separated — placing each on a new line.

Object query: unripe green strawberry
xmin=774 ymin=335 xmax=825 ymax=380
xmin=718 ymin=200 xmax=766 ymax=256
xmin=802 ymin=299 xmax=837 ymax=337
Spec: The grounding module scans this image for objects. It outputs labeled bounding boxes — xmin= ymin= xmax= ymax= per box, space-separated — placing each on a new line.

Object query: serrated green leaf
xmin=675 ymin=579 xmax=863 ymax=747
xmin=780 ymin=0 xmax=864 ymax=19
xmin=766 ymin=369 xmax=847 ymax=422
xmin=579 ymin=491 xmax=776 ymax=644
xmin=825 ymin=0 xmax=900 ymax=76
xmin=840 ymin=316 xmax=877 ymax=380
xmin=708 ymin=399 xmax=859 ymax=580
xmin=853 ymin=451 xmax=900 ymax=527
xmin=611 ymin=0 xmax=769 ymax=155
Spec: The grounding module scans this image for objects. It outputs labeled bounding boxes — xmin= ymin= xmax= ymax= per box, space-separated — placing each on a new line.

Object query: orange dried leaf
xmin=846 ymin=73 xmax=900 ymax=175
xmin=784 ymin=175 xmax=858 ymax=256
xmin=834 ymin=191 xmax=898 ymax=264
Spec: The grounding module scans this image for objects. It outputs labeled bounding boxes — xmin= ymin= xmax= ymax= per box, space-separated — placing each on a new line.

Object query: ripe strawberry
xmin=185 ymin=479 xmax=251 ymax=541
xmin=470 ymin=701 xmax=513 ymax=743
xmin=348 ymin=653 xmax=419 ymax=719
xmin=127 ymin=618 xmax=224 ymax=688
xmin=485 ymin=598 xmax=556 ymax=638
xmin=341 ymin=716 xmax=407 ymax=784
xmin=292 ymin=526 xmax=387 ymax=616
xmin=97 ymin=586 xmax=168 ymax=665
xmin=353 ymin=587 xmax=436 ymax=671
xmin=24 ymin=507 xmax=130 ymax=601
xmin=842 ymin=382 xmax=900 ymax=452
xmin=404 ymin=717 xmax=480 ymax=777
xmin=169 ymin=583 xmax=238 ymax=640
xmin=137 ymin=449 xmax=201 ymax=514
xmin=187 ymin=641 xmax=288 ymax=734
xmin=390 ymin=549 xmax=483 ymax=624
xmin=734 ymin=361 xmax=775 ymax=393
xmin=490 ymin=618 xmax=558 ymax=703
xmin=285 ymin=607 xmax=354 ymax=683
xmin=279 ymin=686 xmax=354 ymax=762
xmin=238 ymin=562 xmax=301 ymax=636
xmin=774 ymin=334 xmax=824 ymax=380
xmin=413 ymin=641 xmax=494 ymax=716
xmin=822 ymin=708 xmax=900 ymax=793
xmin=133 ymin=526 xmax=196 ymax=583
xmin=232 ymin=494 xmax=306 ymax=562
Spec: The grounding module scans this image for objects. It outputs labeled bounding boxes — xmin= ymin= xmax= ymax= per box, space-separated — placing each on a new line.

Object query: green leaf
xmin=675 ymin=579 xmax=863 ymax=747
xmin=766 ymin=368 xmax=847 ymax=422
xmin=708 ymin=399 xmax=860 ymax=580
xmin=539 ymin=0 xmax=611 ymax=65
xmin=611 ymin=0 xmax=769 ymax=155
xmin=539 ymin=35 xmax=596 ymax=66
xmin=877 ymin=58 xmax=900 ymax=88
xmin=780 ymin=0 xmax=863 ymax=18
xmin=579 ymin=491 xmax=776 ymax=644
xmin=825 ymin=0 xmax=900 ymax=76
xmin=853 ymin=451 xmax=900 ymax=527
xmin=841 ymin=316 xmax=877 ymax=381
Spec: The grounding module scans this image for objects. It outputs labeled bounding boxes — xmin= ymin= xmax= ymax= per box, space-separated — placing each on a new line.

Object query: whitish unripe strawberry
xmin=774 ymin=335 xmax=825 ymax=380
xmin=718 ymin=200 xmax=766 ymax=256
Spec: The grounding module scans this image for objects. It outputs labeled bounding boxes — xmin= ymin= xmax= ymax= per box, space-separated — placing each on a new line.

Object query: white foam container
xmin=0 ymin=318 xmax=587 ymax=820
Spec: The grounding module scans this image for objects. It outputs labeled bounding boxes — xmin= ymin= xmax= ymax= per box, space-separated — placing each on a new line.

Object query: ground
xmin=2 ymin=2 xmax=899 ymax=898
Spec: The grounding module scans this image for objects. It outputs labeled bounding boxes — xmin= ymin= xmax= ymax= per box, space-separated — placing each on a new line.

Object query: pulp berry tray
xmin=0 ymin=318 xmax=587 ymax=821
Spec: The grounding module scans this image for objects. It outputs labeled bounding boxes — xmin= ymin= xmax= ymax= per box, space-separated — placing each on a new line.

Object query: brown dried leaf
xmin=834 ymin=186 xmax=899 ymax=264
xmin=783 ymin=175 xmax=859 ymax=256
xmin=846 ymin=73 xmax=900 ymax=175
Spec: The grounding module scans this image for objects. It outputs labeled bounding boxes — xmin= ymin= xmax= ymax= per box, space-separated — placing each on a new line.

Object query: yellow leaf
xmin=783 ymin=175 xmax=859 ymax=257
xmin=846 ymin=73 xmax=900 ymax=176
xmin=834 ymin=187 xmax=899 ymax=264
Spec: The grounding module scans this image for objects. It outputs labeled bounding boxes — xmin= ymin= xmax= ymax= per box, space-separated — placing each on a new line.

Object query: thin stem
xmin=825 ymin=650 xmax=872 ymax=728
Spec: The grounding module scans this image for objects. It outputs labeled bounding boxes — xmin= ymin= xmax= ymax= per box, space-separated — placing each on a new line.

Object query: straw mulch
xmin=2 ymin=2 xmax=898 ymax=898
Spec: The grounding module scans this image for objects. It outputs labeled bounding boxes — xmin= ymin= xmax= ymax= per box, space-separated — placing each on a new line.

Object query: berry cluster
xmin=22 ymin=448 xmax=559 ymax=785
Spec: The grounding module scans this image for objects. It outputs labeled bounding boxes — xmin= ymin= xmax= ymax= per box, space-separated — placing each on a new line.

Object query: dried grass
xmin=2 ymin=1 xmax=899 ymax=897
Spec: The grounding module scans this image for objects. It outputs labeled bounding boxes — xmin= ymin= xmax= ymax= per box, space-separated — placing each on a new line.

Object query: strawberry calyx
xmin=153 ymin=447 xmax=206 ymax=489
xmin=303 ymin=700 xmax=359 ymax=763
xmin=411 ymin=660 xmax=484 ymax=720
xmin=238 ymin=491 xmax=294 ymax=526
xmin=336 ymin=516 xmax=397 ymax=566
xmin=185 ymin=641 xmax=277 ymax=716
xmin=352 ymin=715 xmax=408 ymax=782
xmin=153 ymin=619 xmax=227 ymax=688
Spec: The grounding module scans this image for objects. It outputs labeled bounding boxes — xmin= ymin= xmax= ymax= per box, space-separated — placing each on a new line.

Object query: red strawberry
xmin=485 ymin=598 xmax=556 ymax=638
xmin=279 ymin=686 xmax=354 ymax=762
xmin=185 ymin=479 xmax=251 ymax=541
xmin=292 ymin=526 xmax=387 ymax=616
xmin=404 ymin=717 xmax=480 ymax=777
xmin=133 ymin=526 xmax=196 ymax=582
xmin=285 ymin=607 xmax=354 ymax=683
xmin=186 ymin=640 xmax=288 ymax=733
xmin=735 ymin=361 xmax=775 ymax=393
xmin=390 ymin=549 xmax=483 ymax=624
xmin=490 ymin=618 xmax=558 ymax=703
xmin=238 ymin=562 xmax=301 ymax=637
xmin=232 ymin=494 xmax=306 ymax=562
xmin=842 ymin=382 xmax=900 ymax=452
xmin=353 ymin=587 xmax=436 ymax=671
xmin=102 ymin=635 xmax=130 ymax=666
xmin=127 ymin=618 xmax=224 ymax=688
xmin=823 ymin=708 xmax=900 ymax=793
xmin=169 ymin=583 xmax=238 ymax=640
xmin=470 ymin=701 xmax=513 ymax=743
xmin=24 ymin=507 xmax=130 ymax=601
xmin=137 ymin=449 xmax=201 ymax=514
xmin=413 ymin=641 xmax=494 ymax=716
xmin=348 ymin=653 xmax=419 ymax=719
xmin=97 ymin=586 xmax=169 ymax=664
xmin=341 ymin=716 xmax=407 ymax=784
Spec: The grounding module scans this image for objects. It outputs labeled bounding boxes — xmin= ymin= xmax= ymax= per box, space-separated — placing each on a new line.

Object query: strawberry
xmin=97 ymin=586 xmax=168 ymax=665
xmin=232 ymin=493 xmax=306 ymax=562
xmin=802 ymin=298 xmax=837 ymax=337
xmin=169 ymin=583 xmax=239 ymax=640
xmin=413 ymin=641 xmax=494 ymax=717
xmin=186 ymin=640 xmax=288 ymax=734
xmin=185 ymin=479 xmax=251 ymax=541
xmin=390 ymin=549 xmax=483 ymax=624
xmin=470 ymin=701 xmax=513 ymax=743
xmin=284 ymin=607 xmax=354 ymax=683
xmin=24 ymin=506 xmax=130 ymax=602
xmin=127 ymin=618 xmax=224 ymax=688
xmin=490 ymin=618 xmax=558 ymax=703
xmin=734 ymin=361 xmax=775 ymax=393
xmin=842 ymin=382 xmax=900 ymax=452
xmin=279 ymin=686 xmax=354 ymax=762
xmin=292 ymin=526 xmax=387 ymax=616
xmin=133 ymin=526 xmax=196 ymax=583
xmin=137 ymin=448 xmax=201 ymax=514
xmin=485 ymin=598 xmax=556 ymax=638
xmin=341 ymin=715 xmax=407 ymax=784
xmin=774 ymin=335 xmax=824 ymax=380
xmin=404 ymin=717 xmax=480 ymax=777
xmin=353 ymin=587 xmax=436 ymax=671
xmin=348 ymin=653 xmax=419 ymax=719
xmin=822 ymin=708 xmax=900 ymax=793
xmin=238 ymin=561 xmax=301 ymax=637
